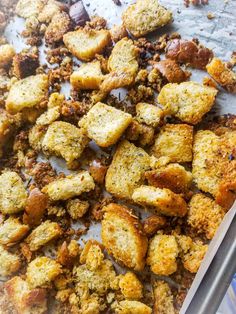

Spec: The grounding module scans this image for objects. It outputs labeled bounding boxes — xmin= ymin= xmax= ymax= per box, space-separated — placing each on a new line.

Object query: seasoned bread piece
xmin=143 ymin=215 xmax=167 ymax=237
xmin=101 ymin=203 xmax=148 ymax=271
xmin=36 ymin=106 xmax=60 ymax=126
xmin=45 ymin=11 xmax=71 ymax=44
xmin=155 ymin=59 xmax=190 ymax=83
xmin=105 ymin=140 xmax=150 ymax=199
xmin=119 ymin=272 xmax=143 ymax=300
xmin=0 ymin=245 xmax=21 ymax=276
xmin=0 ymin=171 xmax=27 ymax=214
xmin=152 ymin=124 xmax=193 ymax=163
xmin=122 ymin=0 xmax=172 ymax=38
xmin=25 ymin=220 xmax=62 ymax=251
xmin=112 ymin=300 xmax=152 ymax=314
xmin=0 ymin=44 xmax=15 ymax=68
xmin=13 ymin=52 xmax=39 ymax=79
xmin=38 ymin=0 xmax=67 ymax=23
xmin=158 ymin=82 xmax=217 ymax=125
xmin=0 ymin=217 xmax=29 ymax=245
xmin=6 ymin=74 xmax=48 ymax=114
xmin=147 ymin=234 xmax=179 ymax=276
xmin=42 ymin=171 xmax=95 ymax=201
xmin=66 ymin=198 xmax=89 ymax=219
xmin=28 ymin=124 xmax=47 ymax=151
xmin=132 ymin=185 xmax=187 ymax=217
xmin=63 ymin=29 xmax=110 ymax=61
xmin=136 ymin=103 xmax=164 ymax=128
xmin=16 ymin=0 xmax=46 ymax=18
xmin=26 ymin=256 xmax=62 ymax=288
xmin=153 ymin=281 xmax=175 ymax=314
xmin=79 ymin=102 xmax=132 ymax=147
xmin=126 ymin=120 xmax=155 ymax=147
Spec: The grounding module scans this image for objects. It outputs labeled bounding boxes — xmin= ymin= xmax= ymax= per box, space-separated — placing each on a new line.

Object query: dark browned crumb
xmin=143 ymin=215 xmax=167 ymax=237
xmin=184 ymin=0 xmax=209 ymax=7
xmin=13 ymin=52 xmax=39 ymax=79
xmin=84 ymin=15 xmax=107 ymax=30
xmin=30 ymin=162 xmax=57 ymax=189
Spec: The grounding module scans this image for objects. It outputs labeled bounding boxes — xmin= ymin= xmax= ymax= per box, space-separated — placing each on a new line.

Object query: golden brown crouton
xmin=110 ymin=24 xmax=128 ymax=43
xmin=0 ymin=44 xmax=15 ymax=68
xmin=152 ymin=124 xmax=193 ymax=163
xmin=147 ymin=234 xmax=179 ymax=276
xmin=63 ymin=29 xmax=111 ymax=61
xmin=0 ymin=171 xmax=28 ymax=214
xmin=132 ymin=185 xmax=187 ymax=217
xmin=79 ymin=240 xmax=103 ymax=265
xmin=126 ymin=120 xmax=155 ymax=147
xmin=16 ymin=0 xmax=46 ymax=18
xmin=45 ymin=11 xmax=72 ymax=44
xmin=79 ymin=102 xmax=132 ymax=147
xmin=143 ymin=215 xmax=167 ymax=237
xmin=136 ymin=103 xmax=164 ymax=128
xmin=12 ymin=52 xmax=39 ymax=79
xmin=105 ymin=140 xmax=150 ymax=199
xmin=153 ymin=281 xmax=175 ymax=314
xmin=66 ymin=198 xmax=89 ymax=219
xmin=112 ymin=300 xmax=152 ymax=314
xmin=0 ymin=245 xmax=21 ymax=277
xmin=155 ymin=59 xmax=190 ymax=83
xmin=38 ymin=0 xmax=67 ymax=23
xmin=122 ymin=0 xmax=172 ymax=38
xmin=57 ymin=240 xmax=80 ymax=267
xmin=119 ymin=272 xmax=143 ymax=300
xmin=0 ymin=217 xmax=29 ymax=245
xmin=28 ymin=124 xmax=47 ymax=151
xmin=158 ymin=82 xmax=217 ymax=125
xmin=42 ymin=171 xmax=95 ymax=201
xmin=101 ymin=203 xmax=148 ymax=271
xmin=36 ymin=106 xmax=60 ymax=125
xmin=100 ymin=70 xmax=135 ymax=94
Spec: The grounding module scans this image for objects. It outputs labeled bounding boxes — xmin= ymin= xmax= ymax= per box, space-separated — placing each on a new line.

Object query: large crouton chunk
xmin=122 ymin=0 xmax=172 ymax=38
xmin=42 ymin=171 xmax=95 ymax=201
xmin=119 ymin=272 xmax=143 ymax=300
xmin=0 ymin=245 xmax=21 ymax=276
xmin=0 ymin=44 xmax=15 ymax=68
xmin=79 ymin=102 xmax=132 ymax=147
xmin=16 ymin=0 xmax=46 ymax=18
xmin=152 ymin=124 xmax=193 ymax=163
xmin=0 ymin=217 xmax=29 ymax=245
xmin=132 ymin=185 xmax=187 ymax=217
xmin=38 ymin=0 xmax=67 ymax=23
xmin=147 ymin=234 xmax=179 ymax=276
xmin=13 ymin=51 xmax=39 ymax=79
xmin=101 ymin=203 xmax=148 ymax=271
xmin=63 ymin=29 xmax=110 ymax=61
xmin=112 ymin=300 xmax=152 ymax=314
xmin=105 ymin=140 xmax=150 ymax=199
xmin=45 ymin=11 xmax=72 ymax=44
xmin=0 ymin=171 xmax=27 ymax=214
xmin=153 ymin=281 xmax=175 ymax=314
xmin=6 ymin=74 xmax=48 ymax=114
xmin=136 ymin=103 xmax=164 ymax=128
xmin=158 ymin=82 xmax=217 ymax=125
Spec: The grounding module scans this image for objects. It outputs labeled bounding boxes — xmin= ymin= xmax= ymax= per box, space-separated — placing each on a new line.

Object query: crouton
xmin=110 ymin=24 xmax=128 ymax=43
xmin=119 ymin=272 xmax=143 ymax=300
xmin=0 ymin=171 xmax=27 ymax=214
xmin=206 ymin=57 xmax=236 ymax=93
xmin=57 ymin=240 xmax=80 ymax=267
xmin=16 ymin=0 xmax=46 ymax=18
xmin=26 ymin=256 xmax=62 ymax=288
xmin=153 ymin=281 xmax=175 ymax=314
xmin=132 ymin=185 xmax=187 ymax=217
xmin=45 ymin=11 xmax=72 ymax=44
xmin=79 ymin=102 xmax=132 ymax=147
xmin=84 ymin=242 xmax=104 ymax=271
xmin=122 ymin=0 xmax=172 ymax=38
xmin=0 ymin=44 xmax=15 ymax=68
xmin=6 ymin=74 xmax=49 ymax=114
xmin=25 ymin=220 xmax=62 ymax=251
xmin=143 ymin=215 xmax=167 ymax=237
xmin=101 ymin=203 xmax=148 ymax=271
xmin=36 ymin=106 xmax=60 ymax=125
xmin=89 ymin=159 xmax=107 ymax=184
xmin=42 ymin=121 xmax=88 ymax=167
xmin=158 ymin=82 xmax=217 ymax=125
xmin=155 ymin=59 xmax=190 ymax=83
xmin=38 ymin=0 xmax=67 ymax=23
xmin=0 ymin=217 xmax=29 ymax=245
xmin=147 ymin=234 xmax=179 ymax=276
xmin=5 ymin=276 xmax=47 ymax=314
xmin=79 ymin=240 xmax=103 ymax=264
xmin=152 ymin=124 xmax=193 ymax=163
xmin=136 ymin=103 xmax=164 ymax=128
xmin=66 ymin=198 xmax=89 ymax=219
xmin=63 ymin=29 xmax=111 ymax=61
xmin=100 ymin=70 xmax=135 ymax=93
xmin=12 ymin=52 xmax=39 ymax=79
xmin=105 ymin=140 xmax=150 ymax=199
xmin=188 ymin=193 xmax=225 ymax=239
xmin=126 ymin=120 xmax=155 ymax=146
xmin=28 ymin=124 xmax=47 ymax=151
xmin=112 ymin=300 xmax=152 ymax=314
xmin=42 ymin=171 xmax=95 ymax=201
xmin=0 ymin=245 xmax=21 ymax=277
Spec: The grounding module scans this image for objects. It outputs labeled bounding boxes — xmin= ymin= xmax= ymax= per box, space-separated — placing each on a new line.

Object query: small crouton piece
xmin=132 ymin=185 xmax=187 ymax=217
xmin=63 ymin=29 xmax=111 ymax=61
xmin=38 ymin=0 xmax=67 ymax=23
xmin=28 ymin=124 xmax=47 ymax=151
xmin=145 ymin=163 xmax=193 ymax=194
xmin=45 ymin=11 xmax=72 ymax=44
xmin=5 ymin=276 xmax=47 ymax=314
xmin=0 ymin=245 xmax=21 ymax=276
xmin=16 ymin=0 xmax=46 ymax=18
xmin=66 ymin=198 xmax=89 ymax=219
xmin=136 ymin=103 xmax=164 ymax=128
xmin=153 ymin=281 xmax=175 ymax=314
xmin=188 ymin=193 xmax=225 ymax=239
xmin=105 ymin=140 xmax=150 ymax=199
xmin=147 ymin=234 xmax=179 ymax=276
xmin=12 ymin=52 xmax=39 ymax=79
xmin=79 ymin=102 xmax=132 ymax=147
xmin=25 ymin=220 xmax=62 ymax=251
xmin=42 ymin=171 xmax=95 ymax=201
xmin=101 ymin=203 xmax=148 ymax=271
xmin=36 ymin=106 xmax=60 ymax=125
xmin=206 ymin=57 xmax=236 ymax=93
xmin=79 ymin=240 xmax=103 ymax=264
xmin=84 ymin=242 xmax=104 ymax=271
xmin=112 ymin=300 xmax=152 ymax=314
xmin=0 ymin=217 xmax=29 ymax=245
xmin=110 ymin=24 xmax=128 ymax=43
xmin=119 ymin=272 xmax=143 ymax=300
xmin=0 ymin=44 xmax=15 ymax=68
xmin=100 ymin=70 xmax=135 ymax=93
xmin=89 ymin=159 xmax=107 ymax=184
xmin=158 ymin=82 xmax=217 ymax=125
xmin=57 ymin=240 xmax=80 ymax=267
xmin=152 ymin=124 xmax=193 ymax=163
xmin=155 ymin=59 xmax=190 ymax=83
xmin=126 ymin=120 xmax=155 ymax=146
xmin=6 ymin=74 xmax=49 ymax=114
xmin=122 ymin=0 xmax=172 ymax=38
xmin=48 ymin=92 xmax=65 ymax=108
xmin=70 ymin=61 xmax=104 ymax=90
xmin=143 ymin=215 xmax=167 ymax=237
xmin=0 ymin=171 xmax=27 ymax=214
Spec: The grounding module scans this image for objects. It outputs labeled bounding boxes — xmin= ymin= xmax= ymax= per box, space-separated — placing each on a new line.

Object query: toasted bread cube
xmin=0 ymin=44 xmax=15 ymax=68
xmin=28 ymin=124 xmax=47 ymax=151
xmin=42 ymin=121 xmax=88 ymax=167
xmin=158 ymin=82 xmax=217 ymax=125
xmin=113 ymin=300 xmax=152 ymax=314
xmin=13 ymin=52 xmax=39 ymax=79
xmin=16 ymin=0 xmax=46 ymax=18
xmin=42 ymin=171 xmax=95 ymax=201
xmin=102 ymin=203 xmax=148 ymax=271
xmin=79 ymin=102 xmax=132 ymax=147
xmin=6 ymin=74 xmax=49 ymax=114
xmin=153 ymin=281 xmax=175 ymax=314
xmin=136 ymin=103 xmax=164 ymax=127
xmin=0 ymin=171 xmax=27 ymax=214
xmin=147 ymin=235 xmax=179 ymax=276
xmin=119 ymin=272 xmax=143 ymax=300
xmin=132 ymin=185 xmax=187 ymax=217
xmin=26 ymin=256 xmax=62 ymax=288
xmin=100 ymin=70 xmax=134 ymax=93
xmin=45 ymin=11 xmax=71 ymax=44
xmin=5 ymin=276 xmax=47 ymax=314
xmin=122 ymin=0 xmax=172 ymax=38
xmin=0 ymin=217 xmax=29 ymax=245
xmin=63 ymin=29 xmax=110 ymax=61
xmin=0 ymin=245 xmax=21 ymax=276
xmin=26 ymin=220 xmax=62 ymax=251
xmin=105 ymin=140 xmax=150 ymax=199
xmin=152 ymin=124 xmax=193 ymax=163
xmin=66 ymin=198 xmax=89 ymax=219
xmin=36 ymin=106 xmax=60 ymax=125
xmin=38 ymin=0 xmax=66 ymax=23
